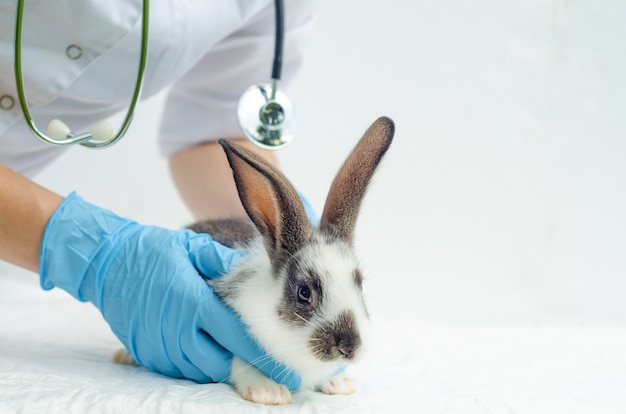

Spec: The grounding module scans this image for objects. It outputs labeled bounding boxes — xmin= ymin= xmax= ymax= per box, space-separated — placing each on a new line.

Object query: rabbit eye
xmin=297 ymin=285 xmax=312 ymax=304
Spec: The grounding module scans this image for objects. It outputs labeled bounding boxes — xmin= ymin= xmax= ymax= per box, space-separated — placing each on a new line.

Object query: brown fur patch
xmin=276 ymin=260 xmax=324 ymax=325
xmin=188 ymin=218 xmax=257 ymax=248
xmin=309 ymin=311 xmax=361 ymax=361
xmin=320 ymin=117 xmax=394 ymax=243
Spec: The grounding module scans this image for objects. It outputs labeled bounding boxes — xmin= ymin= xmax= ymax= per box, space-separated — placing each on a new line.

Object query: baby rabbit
xmin=197 ymin=116 xmax=394 ymax=404
xmin=114 ymin=117 xmax=394 ymax=405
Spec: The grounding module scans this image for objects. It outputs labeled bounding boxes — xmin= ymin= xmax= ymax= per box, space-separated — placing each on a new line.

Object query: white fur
xmin=230 ymin=356 xmax=292 ymax=405
xmin=222 ymin=233 xmax=371 ymax=390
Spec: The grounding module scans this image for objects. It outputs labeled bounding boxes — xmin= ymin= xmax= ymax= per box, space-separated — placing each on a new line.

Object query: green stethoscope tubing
xmin=13 ymin=0 xmax=150 ymax=148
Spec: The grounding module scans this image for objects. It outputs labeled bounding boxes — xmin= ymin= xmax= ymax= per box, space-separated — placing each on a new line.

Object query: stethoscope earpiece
xmin=237 ymin=82 xmax=297 ymax=150
xmin=46 ymin=119 xmax=71 ymax=140
xmin=46 ymin=119 xmax=115 ymax=144
xmin=14 ymin=0 xmax=149 ymax=148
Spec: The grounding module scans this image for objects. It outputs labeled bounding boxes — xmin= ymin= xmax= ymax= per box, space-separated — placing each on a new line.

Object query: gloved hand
xmin=39 ymin=192 xmax=302 ymax=390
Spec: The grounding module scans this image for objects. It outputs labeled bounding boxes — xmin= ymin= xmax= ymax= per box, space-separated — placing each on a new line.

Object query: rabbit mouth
xmin=308 ymin=310 xmax=362 ymax=362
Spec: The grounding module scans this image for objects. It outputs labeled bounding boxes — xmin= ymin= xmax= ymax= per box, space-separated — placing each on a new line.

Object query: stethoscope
xmin=13 ymin=0 xmax=296 ymax=150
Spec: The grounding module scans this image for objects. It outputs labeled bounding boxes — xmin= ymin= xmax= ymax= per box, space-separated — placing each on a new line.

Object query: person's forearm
xmin=0 ymin=164 xmax=63 ymax=272
xmin=169 ymin=138 xmax=279 ymax=220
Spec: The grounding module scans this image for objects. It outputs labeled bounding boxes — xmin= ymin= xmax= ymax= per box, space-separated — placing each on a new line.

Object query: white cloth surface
xmin=2 ymin=265 xmax=626 ymax=414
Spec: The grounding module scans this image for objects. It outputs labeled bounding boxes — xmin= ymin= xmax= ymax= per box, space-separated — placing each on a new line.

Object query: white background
xmin=32 ymin=0 xmax=626 ymax=324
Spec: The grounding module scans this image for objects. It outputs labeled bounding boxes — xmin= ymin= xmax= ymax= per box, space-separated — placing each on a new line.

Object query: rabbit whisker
xmin=244 ymin=337 xmax=311 ymax=368
xmin=293 ymin=312 xmax=327 ymax=333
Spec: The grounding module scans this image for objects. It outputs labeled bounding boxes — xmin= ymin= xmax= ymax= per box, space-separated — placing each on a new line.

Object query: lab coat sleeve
xmin=158 ymin=0 xmax=315 ymax=157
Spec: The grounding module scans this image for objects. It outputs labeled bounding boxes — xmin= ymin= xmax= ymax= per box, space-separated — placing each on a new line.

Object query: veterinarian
xmin=0 ymin=0 xmax=315 ymax=390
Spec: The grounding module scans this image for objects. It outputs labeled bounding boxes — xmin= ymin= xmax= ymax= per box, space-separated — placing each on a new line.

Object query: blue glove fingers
xmin=95 ymin=228 xmax=220 ymax=382
xmin=195 ymin=289 xmax=302 ymax=391
xmin=177 ymin=328 xmax=234 ymax=384
xmin=160 ymin=266 xmax=234 ymax=383
xmin=187 ymin=232 xmax=244 ymax=280
xmin=117 ymin=275 xmax=232 ymax=382
xmin=158 ymin=282 xmax=233 ymax=383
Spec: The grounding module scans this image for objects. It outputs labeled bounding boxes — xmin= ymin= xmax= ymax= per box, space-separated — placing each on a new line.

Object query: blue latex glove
xmin=298 ymin=192 xmax=318 ymax=227
xmin=39 ymin=192 xmax=301 ymax=390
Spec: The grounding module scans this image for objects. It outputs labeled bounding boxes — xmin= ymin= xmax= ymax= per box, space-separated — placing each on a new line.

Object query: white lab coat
xmin=0 ymin=0 xmax=314 ymax=176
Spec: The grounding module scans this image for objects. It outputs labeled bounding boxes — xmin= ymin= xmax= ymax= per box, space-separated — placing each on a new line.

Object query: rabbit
xmin=114 ymin=116 xmax=394 ymax=405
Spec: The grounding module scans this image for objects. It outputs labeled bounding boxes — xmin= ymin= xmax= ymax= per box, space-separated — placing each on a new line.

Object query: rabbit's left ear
xmin=320 ymin=117 xmax=394 ymax=244
xmin=219 ymin=140 xmax=313 ymax=268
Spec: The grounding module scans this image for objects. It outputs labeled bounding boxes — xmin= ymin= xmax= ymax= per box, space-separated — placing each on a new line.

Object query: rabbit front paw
xmin=231 ymin=357 xmax=292 ymax=405
xmin=317 ymin=374 xmax=356 ymax=395
xmin=238 ymin=382 xmax=292 ymax=405
xmin=112 ymin=348 xmax=138 ymax=366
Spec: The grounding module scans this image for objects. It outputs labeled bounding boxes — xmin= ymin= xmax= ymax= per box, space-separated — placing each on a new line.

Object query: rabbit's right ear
xmin=320 ymin=117 xmax=394 ymax=244
xmin=219 ymin=140 xmax=313 ymax=269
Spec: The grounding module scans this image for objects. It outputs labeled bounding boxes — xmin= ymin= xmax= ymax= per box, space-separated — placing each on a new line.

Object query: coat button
xmin=66 ymin=44 xmax=83 ymax=60
xmin=0 ymin=94 xmax=15 ymax=111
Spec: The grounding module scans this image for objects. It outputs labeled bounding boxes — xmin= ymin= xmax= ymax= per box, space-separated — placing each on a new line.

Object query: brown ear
xmin=320 ymin=117 xmax=394 ymax=243
xmin=219 ymin=139 xmax=313 ymax=266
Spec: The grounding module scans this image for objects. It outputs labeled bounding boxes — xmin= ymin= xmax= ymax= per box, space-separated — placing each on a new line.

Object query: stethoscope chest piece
xmin=237 ymin=82 xmax=297 ymax=151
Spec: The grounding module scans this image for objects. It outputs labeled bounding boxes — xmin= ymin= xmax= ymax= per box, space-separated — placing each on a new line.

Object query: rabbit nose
xmin=328 ymin=311 xmax=362 ymax=360
xmin=309 ymin=310 xmax=363 ymax=362
xmin=336 ymin=335 xmax=361 ymax=360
